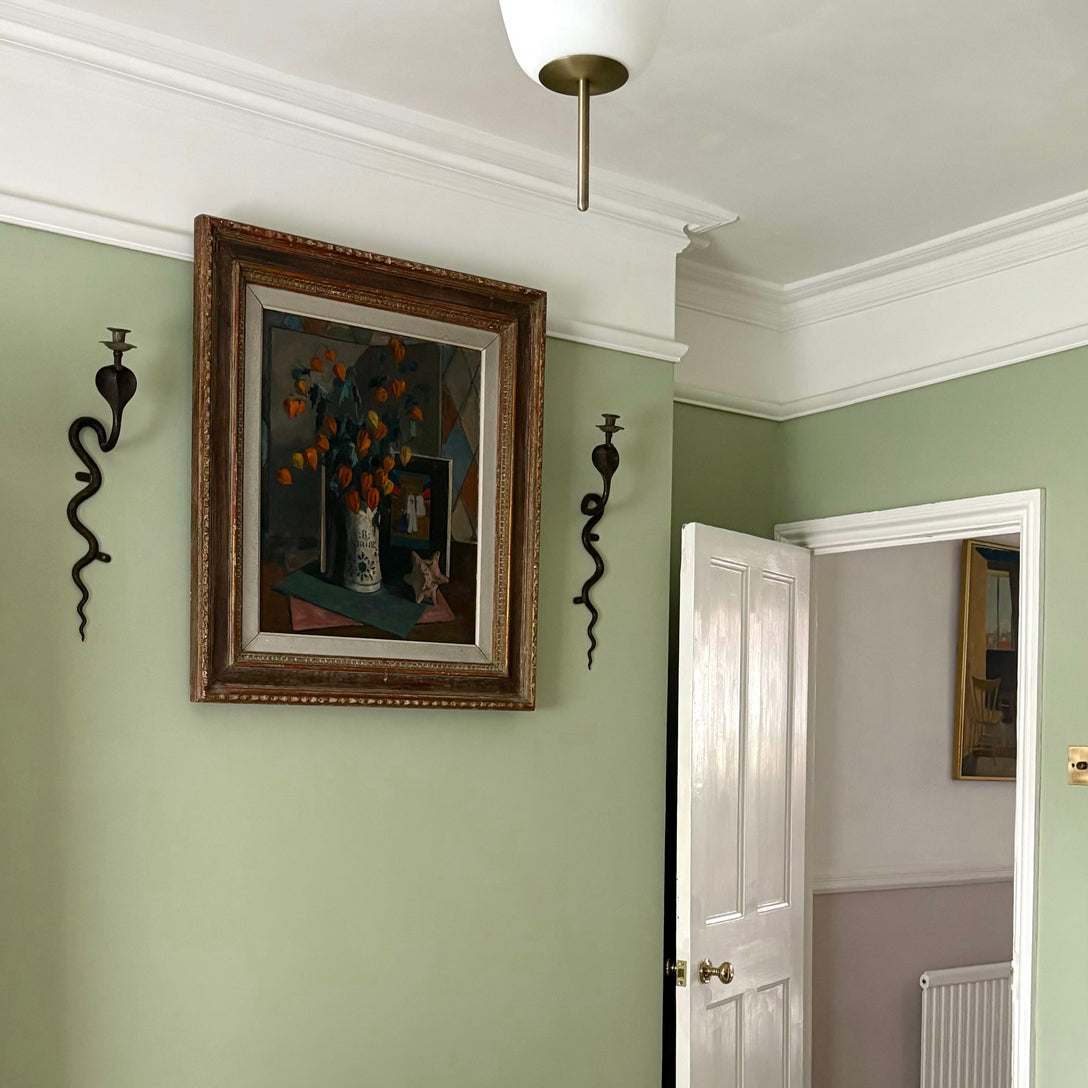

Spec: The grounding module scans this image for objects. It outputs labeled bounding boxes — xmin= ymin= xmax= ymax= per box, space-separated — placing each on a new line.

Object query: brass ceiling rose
xmin=538 ymin=54 xmax=630 ymax=96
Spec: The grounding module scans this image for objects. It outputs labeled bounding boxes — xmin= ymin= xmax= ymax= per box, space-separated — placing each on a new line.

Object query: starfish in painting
xmin=404 ymin=550 xmax=449 ymax=605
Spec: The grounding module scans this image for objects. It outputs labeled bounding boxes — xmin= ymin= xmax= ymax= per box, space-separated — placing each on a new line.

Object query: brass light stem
xmin=537 ymin=55 xmax=629 ymax=214
xmin=577 ymin=77 xmax=590 ymax=212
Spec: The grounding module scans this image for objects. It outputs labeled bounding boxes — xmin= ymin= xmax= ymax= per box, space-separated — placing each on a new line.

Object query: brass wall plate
xmin=666 ymin=959 xmax=687 ymax=987
xmin=1068 ymin=747 xmax=1088 ymax=785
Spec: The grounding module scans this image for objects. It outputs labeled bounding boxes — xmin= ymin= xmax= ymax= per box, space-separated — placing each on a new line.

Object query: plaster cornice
xmin=676 ymin=189 xmax=1088 ymax=417
xmin=0 ymin=0 xmax=736 ymax=248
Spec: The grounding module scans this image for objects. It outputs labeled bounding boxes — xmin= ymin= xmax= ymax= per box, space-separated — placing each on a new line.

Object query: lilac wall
xmin=812 ymin=882 xmax=1014 ymax=1088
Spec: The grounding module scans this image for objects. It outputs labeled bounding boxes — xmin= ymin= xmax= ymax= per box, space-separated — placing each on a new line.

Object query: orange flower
xmin=325 ymin=348 xmax=337 ymax=362
xmin=410 ymin=406 xmax=424 ymax=422
xmin=344 ymin=489 xmax=361 ymax=514
xmin=366 ymin=410 xmax=380 ymax=429
xmin=324 ymin=417 xmax=338 ymax=435
xmin=374 ymin=467 xmax=386 ymax=484
xmin=276 ymin=468 xmax=292 ymax=485
xmin=284 ymin=398 xmax=306 ymax=419
xmin=359 ymin=472 xmax=373 ymax=493
xmin=380 ymin=475 xmax=395 ymax=497
xmin=366 ymin=487 xmax=380 ymax=511
xmin=310 ymin=356 xmax=324 ymax=372
xmin=389 ymin=338 xmax=406 ymax=364
xmin=373 ymin=386 xmax=389 ymax=404
xmin=336 ymin=465 xmax=352 ymax=489
xmin=295 ymin=379 xmax=309 ymax=394
xmin=382 ymin=455 xmax=395 ymax=473
xmin=356 ymin=430 xmax=371 ymax=455
xmin=304 ymin=447 xmax=318 ymax=470
xmin=291 ymin=452 xmax=304 ymax=470
xmin=314 ymin=434 xmax=329 ymax=452
xmin=333 ymin=363 xmax=347 ymax=381
xmin=390 ymin=378 xmax=406 ymax=399
xmin=373 ymin=421 xmax=388 ymax=441
xmin=400 ymin=445 xmax=412 ymax=466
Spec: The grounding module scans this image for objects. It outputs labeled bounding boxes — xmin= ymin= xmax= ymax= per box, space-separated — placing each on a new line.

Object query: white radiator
xmin=920 ymin=962 xmax=1012 ymax=1088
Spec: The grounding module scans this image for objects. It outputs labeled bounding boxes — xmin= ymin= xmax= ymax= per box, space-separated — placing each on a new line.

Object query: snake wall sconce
xmin=573 ymin=413 xmax=623 ymax=669
xmin=67 ymin=328 xmax=138 ymax=640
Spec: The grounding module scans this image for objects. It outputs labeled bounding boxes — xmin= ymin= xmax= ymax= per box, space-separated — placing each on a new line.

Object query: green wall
xmin=0 ymin=222 xmax=673 ymax=1088
xmin=673 ymin=351 xmax=1088 ymax=1085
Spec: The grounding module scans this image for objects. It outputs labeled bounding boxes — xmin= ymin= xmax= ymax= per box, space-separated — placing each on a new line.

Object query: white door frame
xmin=775 ymin=489 xmax=1043 ymax=1088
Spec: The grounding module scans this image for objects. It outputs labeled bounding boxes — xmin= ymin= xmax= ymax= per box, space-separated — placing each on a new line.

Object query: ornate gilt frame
xmin=190 ymin=216 xmax=546 ymax=709
xmin=952 ymin=538 xmax=1020 ymax=781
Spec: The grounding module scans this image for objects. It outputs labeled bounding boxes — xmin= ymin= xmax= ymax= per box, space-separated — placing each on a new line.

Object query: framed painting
xmin=191 ymin=217 xmax=545 ymax=708
xmin=953 ymin=539 xmax=1019 ymax=780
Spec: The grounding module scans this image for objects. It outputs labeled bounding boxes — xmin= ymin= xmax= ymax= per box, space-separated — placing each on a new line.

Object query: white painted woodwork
xmin=0 ymin=2 xmax=733 ymax=361
xmin=776 ymin=491 xmax=1043 ymax=1088
xmin=31 ymin=0 xmax=1088 ymax=285
xmin=4 ymin=2 xmax=1086 ymax=407
xmin=676 ymin=523 xmax=811 ymax=1088
xmin=675 ymin=189 xmax=1088 ymax=419
xmin=808 ymin=543 xmax=1015 ymax=895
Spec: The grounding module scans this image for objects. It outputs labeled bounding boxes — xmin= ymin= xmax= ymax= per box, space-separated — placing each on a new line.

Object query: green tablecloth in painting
xmin=273 ymin=563 xmax=426 ymax=638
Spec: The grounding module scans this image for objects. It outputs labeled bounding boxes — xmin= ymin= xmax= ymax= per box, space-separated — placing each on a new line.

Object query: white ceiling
xmin=42 ymin=0 xmax=1088 ymax=282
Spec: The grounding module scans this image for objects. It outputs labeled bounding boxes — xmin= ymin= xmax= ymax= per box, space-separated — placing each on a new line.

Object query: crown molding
xmin=788 ymin=188 xmax=1088 ymax=313
xmin=546 ymin=319 xmax=688 ymax=363
xmin=676 ymin=317 xmax=1088 ymax=420
xmin=0 ymin=189 xmax=686 ymax=363
xmin=676 ymin=188 xmax=1088 ymax=418
xmin=673 ymin=261 xmax=789 ymax=331
xmin=0 ymin=189 xmax=192 ymax=259
xmin=678 ymin=187 xmax=1088 ymax=331
xmin=0 ymin=0 xmax=736 ymax=247
xmin=673 ymin=382 xmax=784 ymax=420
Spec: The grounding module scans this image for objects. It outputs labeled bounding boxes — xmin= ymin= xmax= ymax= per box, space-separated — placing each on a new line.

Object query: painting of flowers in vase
xmin=191 ymin=217 xmax=544 ymax=708
xmin=260 ymin=309 xmax=483 ymax=647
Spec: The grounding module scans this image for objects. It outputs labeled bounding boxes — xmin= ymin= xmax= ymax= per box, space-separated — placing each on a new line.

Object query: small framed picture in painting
xmin=953 ymin=539 xmax=1020 ymax=780
xmin=191 ymin=217 xmax=545 ymax=709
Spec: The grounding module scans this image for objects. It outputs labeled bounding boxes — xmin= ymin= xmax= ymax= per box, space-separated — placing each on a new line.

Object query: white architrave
xmin=775 ymin=490 xmax=1043 ymax=1088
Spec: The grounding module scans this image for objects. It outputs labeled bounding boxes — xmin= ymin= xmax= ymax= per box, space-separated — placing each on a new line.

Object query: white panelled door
xmin=675 ymin=523 xmax=811 ymax=1088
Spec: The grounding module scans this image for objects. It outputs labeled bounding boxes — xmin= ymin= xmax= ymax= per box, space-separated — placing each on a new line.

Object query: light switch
xmin=1068 ymin=747 xmax=1088 ymax=785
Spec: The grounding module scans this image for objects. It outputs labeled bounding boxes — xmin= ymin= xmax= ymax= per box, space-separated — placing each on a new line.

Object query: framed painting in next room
xmin=953 ymin=539 xmax=1020 ymax=781
xmin=191 ymin=217 xmax=546 ymax=709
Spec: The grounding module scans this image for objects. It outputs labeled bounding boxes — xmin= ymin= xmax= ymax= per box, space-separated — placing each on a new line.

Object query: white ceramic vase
xmin=342 ymin=503 xmax=382 ymax=594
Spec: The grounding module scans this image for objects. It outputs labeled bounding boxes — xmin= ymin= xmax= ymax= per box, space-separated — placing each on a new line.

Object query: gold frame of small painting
xmin=190 ymin=216 xmax=546 ymax=709
xmin=953 ymin=538 xmax=1019 ymax=781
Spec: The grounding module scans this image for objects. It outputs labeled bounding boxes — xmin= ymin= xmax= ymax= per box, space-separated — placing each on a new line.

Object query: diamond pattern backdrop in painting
xmin=440 ymin=345 xmax=481 ymax=543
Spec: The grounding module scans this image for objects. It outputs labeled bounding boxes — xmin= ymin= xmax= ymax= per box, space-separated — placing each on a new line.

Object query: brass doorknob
xmin=699 ymin=958 xmax=734 ymax=985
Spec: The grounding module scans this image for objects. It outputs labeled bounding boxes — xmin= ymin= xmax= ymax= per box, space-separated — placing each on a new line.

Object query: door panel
xmin=676 ymin=523 xmax=811 ymax=1088
xmin=695 ymin=559 xmax=746 ymax=924
xmin=754 ymin=570 xmax=794 ymax=912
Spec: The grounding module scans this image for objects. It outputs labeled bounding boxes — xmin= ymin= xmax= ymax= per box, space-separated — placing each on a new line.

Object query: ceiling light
xmin=499 ymin=0 xmax=670 ymax=212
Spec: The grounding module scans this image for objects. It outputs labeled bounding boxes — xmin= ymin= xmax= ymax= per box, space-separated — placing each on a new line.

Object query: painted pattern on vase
xmin=343 ymin=504 xmax=382 ymax=594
